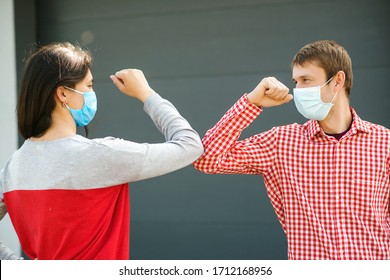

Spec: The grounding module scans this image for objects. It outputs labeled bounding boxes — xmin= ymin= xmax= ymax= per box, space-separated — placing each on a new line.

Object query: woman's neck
xmin=30 ymin=108 xmax=76 ymax=141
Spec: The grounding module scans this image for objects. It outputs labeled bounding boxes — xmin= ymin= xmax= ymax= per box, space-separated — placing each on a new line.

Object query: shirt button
xmin=340 ymin=249 xmax=344 ymax=254
xmin=335 ymin=195 xmax=340 ymax=200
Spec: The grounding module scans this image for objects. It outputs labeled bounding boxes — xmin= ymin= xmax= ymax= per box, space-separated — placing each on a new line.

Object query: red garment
xmin=4 ymin=184 xmax=130 ymax=260
xmin=194 ymin=94 xmax=390 ymax=259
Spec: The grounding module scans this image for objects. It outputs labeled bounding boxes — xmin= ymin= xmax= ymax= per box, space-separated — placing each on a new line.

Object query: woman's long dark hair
xmin=17 ymin=42 xmax=92 ymax=139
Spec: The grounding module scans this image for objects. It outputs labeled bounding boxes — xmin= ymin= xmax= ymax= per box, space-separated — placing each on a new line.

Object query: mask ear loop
xmin=61 ymin=91 xmax=69 ymax=109
xmin=62 ymin=96 xmax=70 ymax=109
xmin=320 ymin=76 xmax=338 ymax=104
xmin=329 ymin=71 xmax=343 ymax=104
xmin=330 ymin=90 xmax=339 ymax=104
xmin=320 ymin=76 xmax=334 ymax=88
xmin=64 ymin=86 xmax=84 ymax=95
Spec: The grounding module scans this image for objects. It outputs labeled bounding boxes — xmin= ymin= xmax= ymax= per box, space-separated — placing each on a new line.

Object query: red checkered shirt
xmin=193 ymin=94 xmax=390 ymax=260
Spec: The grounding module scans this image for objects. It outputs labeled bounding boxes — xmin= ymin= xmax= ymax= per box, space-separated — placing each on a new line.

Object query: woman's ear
xmin=55 ymin=86 xmax=67 ymax=104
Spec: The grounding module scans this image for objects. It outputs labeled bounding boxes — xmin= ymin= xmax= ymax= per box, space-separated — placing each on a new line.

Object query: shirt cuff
xmin=233 ymin=94 xmax=263 ymax=116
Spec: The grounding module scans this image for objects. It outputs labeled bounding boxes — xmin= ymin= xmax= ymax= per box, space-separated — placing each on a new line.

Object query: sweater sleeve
xmin=135 ymin=92 xmax=204 ymax=180
xmin=0 ymin=201 xmax=6 ymax=221
xmin=0 ymin=241 xmax=23 ymax=260
xmin=0 ymin=169 xmax=3 ymax=200
xmin=0 ymin=170 xmax=5 ymax=220
xmin=85 ymin=92 xmax=204 ymax=184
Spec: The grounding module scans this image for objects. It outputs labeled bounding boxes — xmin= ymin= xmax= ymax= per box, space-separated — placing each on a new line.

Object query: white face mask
xmin=293 ymin=77 xmax=337 ymax=121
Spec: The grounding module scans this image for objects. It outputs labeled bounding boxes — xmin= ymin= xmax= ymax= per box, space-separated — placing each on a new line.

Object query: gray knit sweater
xmin=0 ymin=93 xmax=203 ymax=259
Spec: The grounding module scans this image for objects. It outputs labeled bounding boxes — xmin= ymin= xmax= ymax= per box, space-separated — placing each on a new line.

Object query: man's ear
xmin=334 ymin=70 xmax=346 ymax=92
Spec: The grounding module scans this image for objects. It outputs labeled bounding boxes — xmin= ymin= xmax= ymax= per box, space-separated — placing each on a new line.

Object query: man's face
xmin=292 ymin=62 xmax=335 ymax=103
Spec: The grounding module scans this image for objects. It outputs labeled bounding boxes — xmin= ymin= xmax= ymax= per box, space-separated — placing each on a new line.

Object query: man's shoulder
xmin=271 ymin=122 xmax=308 ymax=138
xmin=359 ymin=119 xmax=389 ymax=134
xmin=276 ymin=122 xmax=307 ymax=132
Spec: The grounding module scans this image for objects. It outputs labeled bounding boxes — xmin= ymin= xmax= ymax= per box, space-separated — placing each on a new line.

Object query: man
xmin=193 ymin=40 xmax=390 ymax=259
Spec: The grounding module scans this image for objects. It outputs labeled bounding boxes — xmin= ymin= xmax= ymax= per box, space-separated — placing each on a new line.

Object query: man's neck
xmin=318 ymin=95 xmax=352 ymax=134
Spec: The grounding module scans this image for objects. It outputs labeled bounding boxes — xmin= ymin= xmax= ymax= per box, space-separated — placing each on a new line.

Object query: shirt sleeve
xmin=193 ymin=94 xmax=278 ymax=175
xmin=386 ymin=134 xmax=390 ymax=215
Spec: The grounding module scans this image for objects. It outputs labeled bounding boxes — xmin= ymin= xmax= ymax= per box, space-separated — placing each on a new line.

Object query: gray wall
xmin=0 ymin=0 xmax=20 ymax=256
xmin=15 ymin=0 xmax=389 ymax=259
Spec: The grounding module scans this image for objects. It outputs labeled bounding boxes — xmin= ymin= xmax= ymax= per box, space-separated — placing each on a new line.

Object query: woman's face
xmin=64 ymin=69 xmax=94 ymax=109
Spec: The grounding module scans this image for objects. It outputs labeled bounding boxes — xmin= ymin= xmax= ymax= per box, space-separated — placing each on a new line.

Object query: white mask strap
xmin=320 ymin=76 xmax=334 ymax=88
xmin=64 ymin=86 xmax=84 ymax=94
xmin=330 ymin=90 xmax=339 ymax=104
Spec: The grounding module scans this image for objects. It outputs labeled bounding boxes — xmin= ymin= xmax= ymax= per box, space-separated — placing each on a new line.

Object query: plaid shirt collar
xmin=306 ymin=107 xmax=371 ymax=140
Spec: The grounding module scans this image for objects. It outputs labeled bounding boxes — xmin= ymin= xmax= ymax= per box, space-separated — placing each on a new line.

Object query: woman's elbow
xmin=196 ymin=146 xmax=204 ymax=160
xmin=191 ymin=141 xmax=204 ymax=162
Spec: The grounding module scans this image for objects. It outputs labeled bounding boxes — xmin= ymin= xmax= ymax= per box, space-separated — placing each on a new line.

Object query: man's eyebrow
xmin=292 ymin=74 xmax=313 ymax=81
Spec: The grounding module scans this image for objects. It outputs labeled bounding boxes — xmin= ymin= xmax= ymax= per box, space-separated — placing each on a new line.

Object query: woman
xmin=0 ymin=42 xmax=203 ymax=260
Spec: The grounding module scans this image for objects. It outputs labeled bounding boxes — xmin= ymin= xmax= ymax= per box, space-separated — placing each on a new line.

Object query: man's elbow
xmin=192 ymin=156 xmax=219 ymax=174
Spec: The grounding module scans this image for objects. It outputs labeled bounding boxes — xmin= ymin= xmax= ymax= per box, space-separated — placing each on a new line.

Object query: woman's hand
xmin=110 ymin=69 xmax=154 ymax=103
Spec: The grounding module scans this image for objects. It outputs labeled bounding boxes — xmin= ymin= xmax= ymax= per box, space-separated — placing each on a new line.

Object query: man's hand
xmin=110 ymin=69 xmax=154 ymax=103
xmin=247 ymin=77 xmax=293 ymax=107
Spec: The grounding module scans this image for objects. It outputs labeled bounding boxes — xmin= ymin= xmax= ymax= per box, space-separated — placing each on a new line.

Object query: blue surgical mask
xmin=64 ymin=86 xmax=97 ymax=127
xmin=293 ymin=77 xmax=337 ymax=121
